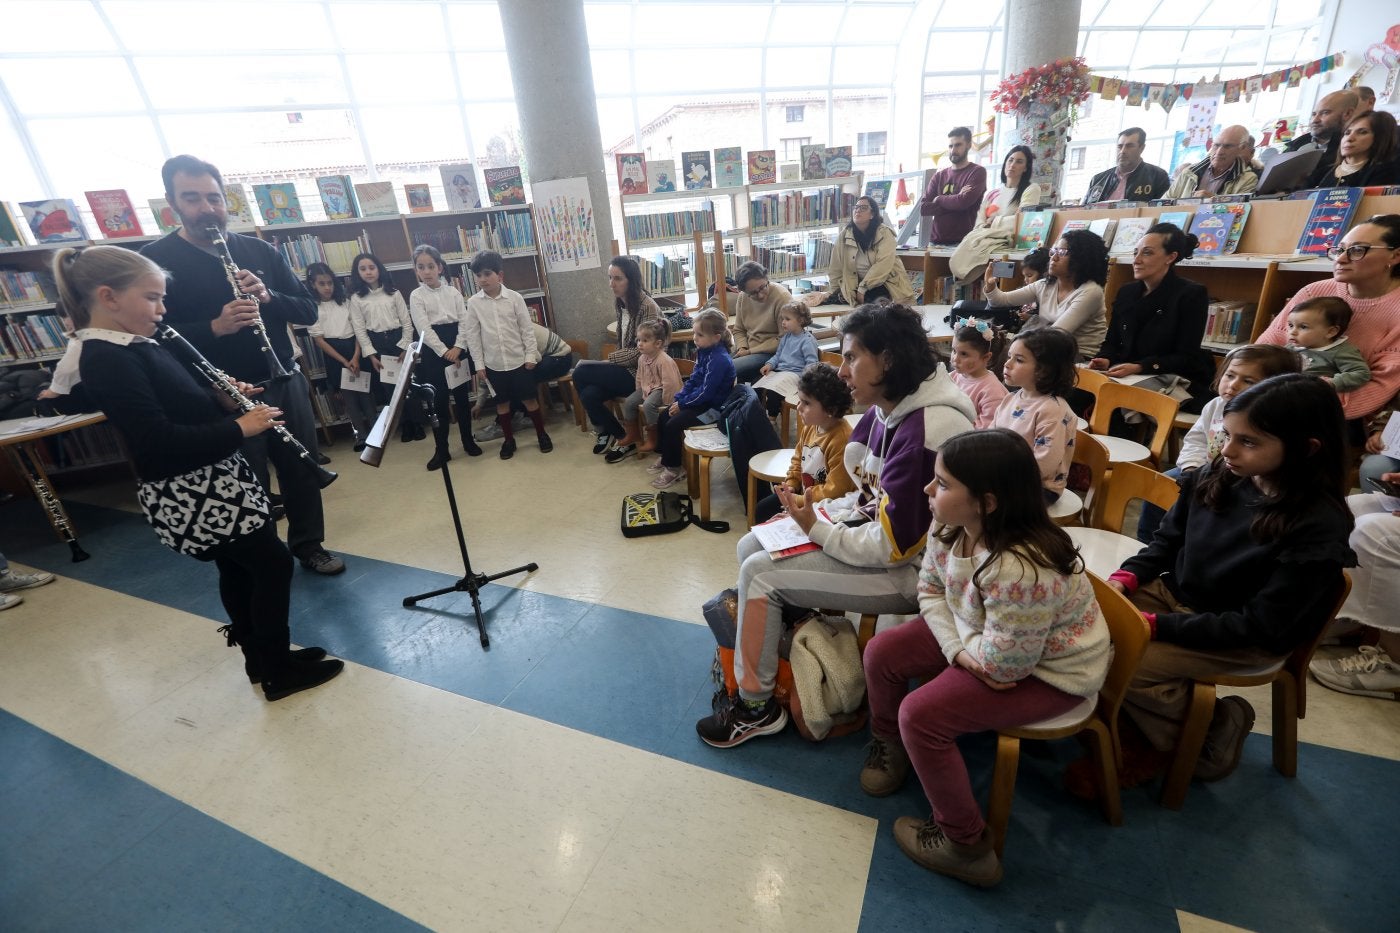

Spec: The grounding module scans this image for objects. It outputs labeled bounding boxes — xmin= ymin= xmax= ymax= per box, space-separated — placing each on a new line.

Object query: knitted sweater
xmin=635 ymin=349 xmax=683 ymax=404
xmin=950 ymin=369 xmax=1008 ymax=429
xmin=768 ymin=330 xmax=818 ymax=375
xmin=918 ymin=534 xmax=1109 ymax=697
xmin=732 ymin=282 xmax=792 ymax=355
xmin=784 ymin=419 xmax=854 ymax=504
xmin=993 ymin=390 xmax=1076 ymax=495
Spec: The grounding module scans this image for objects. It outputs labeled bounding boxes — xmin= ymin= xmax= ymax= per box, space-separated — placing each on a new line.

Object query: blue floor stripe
xmin=6 ymin=501 xmax=1398 ymax=931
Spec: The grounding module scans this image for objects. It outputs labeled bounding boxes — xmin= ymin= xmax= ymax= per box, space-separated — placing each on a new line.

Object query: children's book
xmin=1109 ymin=216 xmax=1153 ymax=257
xmin=404 ymin=183 xmax=434 ymax=214
xmin=484 ymin=166 xmax=527 ymax=206
xmin=681 ymin=150 xmax=712 ymax=190
xmin=714 ymin=147 xmax=743 ymax=188
xmin=747 ymin=150 xmax=776 ymax=186
xmin=1014 ymin=210 xmax=1053 ymax=250
xmin=1188 ymin=206 xmax=1232 ymax=257
xmin=1295 ymin=187 xmax=1362 ymax=256
xmin=223 ymin=183 xmax=257 ymax=228
xmin=0 ymin=202 xmax=26 ymax=247
xmin=864 ymin=179 xmax=892 ymax=209
xmin=644 ymin=160 xmax=676 ymax=193
xmin=440 ymin=164 xmax=482 ymax=210
xmin=1218 ymin=202 xmax=1250 ymax=254
xmin=1087 ymin=217 xmax=1117 ymax=248
xmin=19 ymin=199 xmax=88 ymax=243
xmin=355 ymin=182 xmax=399 ymax=217
xmin=315 ymin=175 xmax=359 ymax=220
xmin=148 ymin=198 xmax=179 ymax=234
xmin=1157 ymin=210 xmax=1192 ymax=231
xmin=779 ymin=163 xmax=800 ymax=182
xmin=1061 ymin=219 xmax=1091 ymax=234
xmin=800 ymin=145 xmax=828 ymax=180
xmin=84 ymin=190 xmax=142 ymax=238
xmin=824 ymin=146 xmax=852 ymax=178
xmin=615 ymin=152 xmax=647 ymax=195
xmin=251 ymin=183 xmax=304 ymax=225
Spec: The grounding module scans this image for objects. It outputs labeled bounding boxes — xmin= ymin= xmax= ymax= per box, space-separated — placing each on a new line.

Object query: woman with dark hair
xmin=731 ymin=261 xmax=792 ymax=384
xmin=1087 ymin=222 xmax=1216 ymax=412
xmin=572 ymin=256 xmax=661 ymax=454
xmin=983 ymin=228 xmax=1109 ymax=360
xmin=825 ymin=195 xmax=915 ymax=306
xmin=1315 ymin=110 xmax=1400 ymax=188
xmin=696 ymin=303 xmax=975 ymax=748
xmin=950 ymin=146 xmax=1043 ymax=283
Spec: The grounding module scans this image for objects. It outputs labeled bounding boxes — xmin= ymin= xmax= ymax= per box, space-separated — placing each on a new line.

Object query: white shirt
xmin=409 ymin=283 xmax=470 ymax=359
xmin=49 ymin=338 xmax=83 ymax=394
xmin=463 ymin=286 xmax=540 ymax=372
xmin=308 ymin=300 xmax=356 ymax=340
xmin=348 ymin=287 xmax=412 ymax=356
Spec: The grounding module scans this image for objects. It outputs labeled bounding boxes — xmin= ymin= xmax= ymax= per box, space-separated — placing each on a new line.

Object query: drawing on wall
xmin=533 ymin=176 xmax=600 ymax=273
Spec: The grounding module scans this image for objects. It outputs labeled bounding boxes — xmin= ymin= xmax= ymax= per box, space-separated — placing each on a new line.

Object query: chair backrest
xmin=565 ymin=339 xmax=590 ymax=360
xmin=675 ymin=358 xmax=696 ymax=377
xmin=601 ymin=342 xmax=618 ymax=359
xmin=1095 ymin=460 xmax=1181 ymax=535
xmin=819 ymin=350 xmax=842 ymax=368
xmin=1072 ymin=430 xmax=1112 ymax=528
xmin=1088 ymin=573 xmax=1152 ymax=738
xmin=1075 ymin=367 xmax=1112 ymax=402
xmin=1089 ymin=381 xmax=1182 ymax=465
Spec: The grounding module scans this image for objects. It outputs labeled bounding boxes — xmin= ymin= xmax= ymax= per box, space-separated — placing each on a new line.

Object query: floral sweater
xmin=992 ymin=390 xmax=1076 ymax=494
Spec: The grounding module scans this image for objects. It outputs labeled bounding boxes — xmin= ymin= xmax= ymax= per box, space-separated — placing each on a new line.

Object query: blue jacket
xmin=675 ymin=344 xmax=735 ymax=410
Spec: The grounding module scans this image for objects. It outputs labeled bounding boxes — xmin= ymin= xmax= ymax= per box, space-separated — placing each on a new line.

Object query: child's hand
xmin=524 ymin=361 xmax=536 ymax=370
xmin=1107 ymin=579 xmax=1128 ymax=596
xmin=955 ymin=650 xmax=1016 ymax=691
xmin=777 ymin=485 xmax=817 ymax=534
xmin=759 ymin=364 xmax=771 ymax=375
xmin=370 ymin=356 xmax=383 ymax=373
xmin=668 ymin=401 xmax=679 ymax=416
xmin=444 ymin=347 xmax=462 ymax=364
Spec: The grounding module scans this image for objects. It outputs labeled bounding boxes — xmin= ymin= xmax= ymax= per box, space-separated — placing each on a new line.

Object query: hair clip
xmin=956 ymin=316 xmax=993 ymax=337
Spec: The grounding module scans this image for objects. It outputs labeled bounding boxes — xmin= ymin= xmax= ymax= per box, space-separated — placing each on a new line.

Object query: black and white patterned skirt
xmin=137 ymin=454 xmax=270 ymax=558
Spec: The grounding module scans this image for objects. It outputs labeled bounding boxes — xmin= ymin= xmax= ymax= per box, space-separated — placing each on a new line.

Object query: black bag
xmin=620 ymin=491 xmax=729 ymax=537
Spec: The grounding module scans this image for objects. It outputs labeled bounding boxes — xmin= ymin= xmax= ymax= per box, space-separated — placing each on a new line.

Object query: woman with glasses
xmin=949 ymin=146 xmax=1043 ymax=283
xmin=1314 ymin=111 xmax=1400 ymax=189
xmin=731 ymin=261 xmax=791 ymax=384
xmin=826 ymin=195 xmax=916 ymax=306
xmin=982 ymin=228 xmax=1109 ymax=361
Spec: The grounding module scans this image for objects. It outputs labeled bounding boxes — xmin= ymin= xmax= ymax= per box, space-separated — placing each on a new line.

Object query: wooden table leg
xmin=746 ymin=470 xmax=758 ymax=527
xmin=697 ymin=454 xmax=712 ymax=522
xmin=686 ymin=448 xmax=699 ymax=498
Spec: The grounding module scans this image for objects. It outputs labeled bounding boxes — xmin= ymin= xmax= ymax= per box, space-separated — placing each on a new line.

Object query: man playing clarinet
xmin=142 ymin=155 xmax=345 ymax=575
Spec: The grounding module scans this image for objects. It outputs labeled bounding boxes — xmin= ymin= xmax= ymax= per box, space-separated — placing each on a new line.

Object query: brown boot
xmin=637 ymin=423 xmax=657 ymax=453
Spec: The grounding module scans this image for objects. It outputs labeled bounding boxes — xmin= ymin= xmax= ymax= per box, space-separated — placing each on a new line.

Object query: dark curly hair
xmin=1056 ymin=229 xmax=1110 ymax=287
xmin=838 ymin=302 xmax=936 ymax=402
xmin=1011 ymin=327 xmax=1077 ymax=397
xmin=1022 ymin=247 xmax=1050 ymax=279
xmin=797 ymin=361 xmax=853 ymax=418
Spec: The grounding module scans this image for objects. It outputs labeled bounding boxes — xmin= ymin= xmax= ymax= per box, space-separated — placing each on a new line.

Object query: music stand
xmin=360 ymin=334 xmax=537 ymax=648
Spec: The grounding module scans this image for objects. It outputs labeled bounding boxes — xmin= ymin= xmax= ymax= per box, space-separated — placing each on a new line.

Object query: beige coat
xmin=827 ymin=222 xmax=916 ymax=305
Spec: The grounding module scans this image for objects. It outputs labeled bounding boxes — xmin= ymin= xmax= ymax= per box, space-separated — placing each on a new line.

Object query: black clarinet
xmin=206 ymin=226 xmax=293 ymax=385
xmin=156 ymin=324 xmax=337 ymax=489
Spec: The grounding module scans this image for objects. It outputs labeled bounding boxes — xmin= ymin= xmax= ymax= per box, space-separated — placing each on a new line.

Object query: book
xmin=1014 ymin=210 xmax=1052 ymax=250
xmin=1109 ymin=216 xmax=1153 ymax=256
xmin=1087 ymin=217 xmax=1117 ymax=248
xmin=405 ymin=183 xmax=434 ymax=213
xmin=440 ymin=164 xmax=482 ymax=210
xmin=223 ymin=183 xmax=257 ymax=228
xmin=251 ymin=183 xmax=304 ymax=225
xmin=148 ymin=198 xmax=179 ymax=234
xmin=0 ymin=202 xmax=26 ymax=247
xmin=1219 ymin=203 xmax=1250 ymax=253
xmin=747 ymin=150 xmax=776 ymax=186
xmin=1061 ymin=219 xmax=1091 ymax=234
xmin=1296 ymin=187 xmax=1362 ymax=256
xmin=483 ymin=166 xmax=526 ymax=206
xmin=801 ymin=144 xmax=828 ymax=180
xmin=1157 ymin=210 xmax=1192 ymax=231
xmin=779 ymin=163 xmax=800 ymax=182
xmin=316 ymin=175 xmax=359 ymax=220
xmin=19 ymin=199 xmax=88 ymax=243
xmin=681 ymin=150 xmax=712 ymax=190
xmin=1188 ymin=206 xmax=1232 ymax=257
xmin=84 ymin=190 xmax=142 ymax=239
xmin=644 ymin=160 xmax=676 ymax=193
xmin=615 ymin=152 xmax=647 ymax=195
xmin=714 ymin=147 xmax=743 ymax=188
xmin=355 ymin=181 xmax=399 ymax=217
xmin=824 ymin=146 xmax=852 ymax=178
xmin=864 ymin=180 xmax=892 ymax=208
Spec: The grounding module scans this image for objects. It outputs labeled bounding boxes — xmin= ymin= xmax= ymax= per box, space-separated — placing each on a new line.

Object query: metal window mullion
xmin=322 ymin=0 xmax=378 ymax=180
xmin=91 ymin=0 xmax=169 ymax=159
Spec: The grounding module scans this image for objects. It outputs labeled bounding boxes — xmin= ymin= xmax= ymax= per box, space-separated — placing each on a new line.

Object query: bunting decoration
xmin=1082 ymin=53 xmax=1345 ymax=112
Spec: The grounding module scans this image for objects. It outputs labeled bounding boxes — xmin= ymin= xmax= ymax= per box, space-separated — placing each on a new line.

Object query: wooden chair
xmin=985 ymin=573 xmax=1151 ymax=857
xmin=1074 ymin=366 xmax=1112 ymax=404
xmin=1072 ymin=431 xmax=1112 ymax=529
xmin=547 ymin=339 xmax=590 ymax=429
xmin=778 ymin=351 xmax=845 ymax=445
xmin=1093 ymin=460 xmax=1181 ymax=536
xmin=1048 ymin=488 xmax=1084 ymax=526
xmin=1088 ymin=382 xmax=1181 ymax=468
xmin=1159 ymin=572 xmax=1353 ymax=810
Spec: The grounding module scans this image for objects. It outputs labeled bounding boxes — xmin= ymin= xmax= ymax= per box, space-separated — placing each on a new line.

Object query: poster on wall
xmin=1186 ymin=97 xmax=1219 ymax=148
xmin=532 ymin=176 xmax=600 ymax=273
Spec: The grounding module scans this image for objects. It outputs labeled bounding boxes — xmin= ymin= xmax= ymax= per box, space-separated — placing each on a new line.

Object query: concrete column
xmin=999 ymin=0 xmax=1082 ymax=201
xmin=499 ymin=0 xmax=616 ymax=351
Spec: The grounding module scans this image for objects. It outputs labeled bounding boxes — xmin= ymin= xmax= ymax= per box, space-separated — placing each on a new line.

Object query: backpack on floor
xmin=620 ymin=491 xmax=729 ymax=537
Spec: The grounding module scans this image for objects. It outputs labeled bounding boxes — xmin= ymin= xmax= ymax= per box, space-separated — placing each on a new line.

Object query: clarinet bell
xmin=310 ymin=459 xmax=338 ymax=489
xmin=69 ymin=540 xmax=91 ymax=563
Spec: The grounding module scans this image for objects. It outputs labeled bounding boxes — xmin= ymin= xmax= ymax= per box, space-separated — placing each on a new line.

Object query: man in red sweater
xmin=919 ymin=126 xmax=987 ymax=246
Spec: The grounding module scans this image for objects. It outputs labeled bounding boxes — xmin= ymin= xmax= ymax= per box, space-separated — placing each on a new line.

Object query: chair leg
xmin=1272 ymin=675 xmax=1300 ymax=777
xmin=780 ymin=404 xmax=791 ymax=447
xmin=857 ymin=614 xmax=877 ymax=652
xmin=746 ymin=470 xmax=758 ymax=528
xmin=569 ymin=382 xmax=587 ymax=433
xmin=1084 ymin=721 xmax=1123 ymax=826
xmin=985 ymin=733 xmax=1021 ymax=859
xmin=1160 ymin=682 xmax=1216 ymax=809
xmin=697 ymin=454 xmax=712 ymax=522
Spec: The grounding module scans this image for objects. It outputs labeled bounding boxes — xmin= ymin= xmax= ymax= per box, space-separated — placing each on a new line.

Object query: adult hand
xmin=1087 ymin=357 xmax=1110 ymax=371
xmin=958 ymin=184 xmax=974 ymax=196
xmin=444 ymin=347 xmax=463 ymax=364
xmin=211 ymin=298 xmax=261 ymax=337
xmin=982 ymin=264 xmax=998 ymax=291
xmin=370 ymin=355 xmax=383 ymax=373
xmin=236 ymin=404 xmax=283 ymax=437
xmin=1366 ymin=431 xmax=1385 ymax=454
xmin=955 ymin=650 xmax=1016 ymax=690
xmin=776 ymin=484 xmax=817 ymax=534
xmin=525 ymin=361 xmax=536 ymax=371
xmin=1106 ymin=363 xmax=1144 ymax=377
xmin=233 ymin=269 xmax=270 ymax=304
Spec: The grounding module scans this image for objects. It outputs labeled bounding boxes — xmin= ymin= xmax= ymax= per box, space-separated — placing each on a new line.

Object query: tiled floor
xmin=3 ymin=417 xmax=1398 ymax=931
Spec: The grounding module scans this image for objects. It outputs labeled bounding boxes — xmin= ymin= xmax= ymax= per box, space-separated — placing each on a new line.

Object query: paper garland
xmin=1085 ymin=53 xmax=1344 ymax=111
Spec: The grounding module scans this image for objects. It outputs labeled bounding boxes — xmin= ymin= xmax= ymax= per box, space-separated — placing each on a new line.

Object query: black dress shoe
xmin=263 ymin=658 xmax=344 ymax=701
xmin=500 ymin=437 xmax=516 ymax=460
xmin=314 ymin=452 xmax=331 ymax=465
xmin=427 ymin=449 xmax=451 ymax=471
xmin=538 ymin=432 xmax=554 ymax=454
xmin=246 ymin=647 xmax=330 ymax=684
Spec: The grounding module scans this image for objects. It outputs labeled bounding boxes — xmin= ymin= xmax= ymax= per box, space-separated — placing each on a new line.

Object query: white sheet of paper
xmin=749 ymin=514 xmax=812 ymax=552
xmin=683 ymin=427 xmax=729 ymax=451
xmin=753 ymin=370 xmax=800 ymax=402
xmin=379 ymin=355 xmax=401 ymax=385
xmin=339 ymin=369 xmax=372 ymax=393
xmin=444 ymin=362 xmax=472 ymax=390
xmin=1381 ymin=411 xmax=1400 ymax=461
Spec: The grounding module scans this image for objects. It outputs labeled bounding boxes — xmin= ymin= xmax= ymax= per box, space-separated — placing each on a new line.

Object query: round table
xmin=1066 ymin=526 xmax=1146 ymax=578
xmin=683 ymin=435 xmax=731 ymax=523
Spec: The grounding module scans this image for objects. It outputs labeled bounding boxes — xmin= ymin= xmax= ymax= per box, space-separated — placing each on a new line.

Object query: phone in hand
xmin=990 ymin=260 xmax=1017 ymax=279
xmin=1366 ymin=475 xmax=1400 ymax=497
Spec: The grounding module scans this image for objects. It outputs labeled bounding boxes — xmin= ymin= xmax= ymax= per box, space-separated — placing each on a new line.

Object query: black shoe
xmin=604 ymin=442 xmax=636 ymax=463
xmin=314 ymin=452 xmax=331 ymax=465
xmin=296 ymin=546 xmax=346 ymax=575
xmin=500 ymin=437 xmax=516 ymax=460
xmin=592 ymin=433 xmax=612 ymax=455
xmin=538 ymin=432 xmax=553 ymax=454
xmin=246 ymin=646 xmax=330 ymax=684
xmin=271 ymin=504 xmax=287 ymax=522
xmin=464 ymin=437 xmax=484 ymax=457
xmin=427 ymin=449 xmax=451 ymax=471
xmin=696 ymin=696 xmax=788 ymax=748
xmin=352 ymin=442 xmax=367 ymax=453
xmin=262 ymin=658 xmax=344 ymax=701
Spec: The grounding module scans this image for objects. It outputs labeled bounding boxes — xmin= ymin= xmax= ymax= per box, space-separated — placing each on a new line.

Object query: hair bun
xmin=1180 ymin=232 xmax=1199 ymax=259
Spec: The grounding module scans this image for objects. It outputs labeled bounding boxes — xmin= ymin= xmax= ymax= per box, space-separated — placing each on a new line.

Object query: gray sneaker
xmin=1311 ymin=647 xmax=1400 ymax=700
xmin=0 ymin=593 xmax=22 ymax=611
xmin=0 ymin=568 xmax=55 ymax=592
xmin=475 ymin=420 xmax=504 ymax=442
xmin=893 ymin=816 xmax=1003 ymax=888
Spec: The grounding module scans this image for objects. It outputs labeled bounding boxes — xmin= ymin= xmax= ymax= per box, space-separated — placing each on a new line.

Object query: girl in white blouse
xmin=409 ymin=245 xmax=482 ymax=469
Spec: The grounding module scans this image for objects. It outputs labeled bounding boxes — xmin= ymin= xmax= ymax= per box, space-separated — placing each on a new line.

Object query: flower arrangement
xmin=990 ymin=56 xmax=1092 ymax=114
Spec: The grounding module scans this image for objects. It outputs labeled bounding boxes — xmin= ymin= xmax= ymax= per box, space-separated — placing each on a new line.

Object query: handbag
xmin=620 ymin=491 xmax=729 ymax=537
xmin=137 ymin=453 xmax=270 ymax=557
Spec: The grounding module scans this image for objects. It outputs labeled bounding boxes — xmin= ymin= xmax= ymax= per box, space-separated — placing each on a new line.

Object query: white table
xmin=1067 ymin=526 xmax=1146 ymax=578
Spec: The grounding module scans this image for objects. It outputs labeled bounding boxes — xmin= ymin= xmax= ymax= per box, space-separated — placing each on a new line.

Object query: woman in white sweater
xmin=983 ymin=228 xmax=1109 ymax=361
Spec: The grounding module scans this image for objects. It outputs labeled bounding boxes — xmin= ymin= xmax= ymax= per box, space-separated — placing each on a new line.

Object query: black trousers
xmin=656 ymin=405 xmax=708 ymax=468
xmin=208 ymin=518 xmax=294 ymax=671
xmin=417 ymin=323 xmax=475 ymax=450
xmin=240 ymin=369 xmax=325 ymax=555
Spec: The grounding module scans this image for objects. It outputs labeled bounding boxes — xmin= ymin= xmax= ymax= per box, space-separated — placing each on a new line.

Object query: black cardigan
xmin=1097 ymin=271 xmax=1216 ymax=394
xmin=1314 ymin=158 xmax=1400 ymax=189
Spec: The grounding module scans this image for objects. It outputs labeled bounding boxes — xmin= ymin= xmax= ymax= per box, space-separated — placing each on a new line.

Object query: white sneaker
xmin=645 ymin=456 xmax=666 ymax=474
xmin=1310 ymin=646 xmax=1400 ymax=699
xmin=651 ymin=467 xmax=686 ymax=489
xmin=0 ymin=568 xmax=54 ymax=592
xmin=0 ymin=593 xmax=21 ymax=611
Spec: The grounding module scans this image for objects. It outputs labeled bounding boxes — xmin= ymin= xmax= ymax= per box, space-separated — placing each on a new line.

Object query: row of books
xmin=925 ymin=275 xmax=982 ymax=306
xmin=455 ymin=210 xmax=537 ymax=254
xmin=631 ymin=253 xmax=685 ymax=295
xmin=1203 ymin=301 xmax=1259 ymax=345
xmin=29 ymin=421 xmax=127 ymax=473
xmin=0 ymin=268 xmax=54 ymax=308
xmin=751 ymin=189 xmax=856 ymax=232
xmin=273 ymin=233 xmax=373 ymax=277
xmin=1 ymin=313 xmax=68 ymax=362
xmin=624 ymin=209 xmax=717 ymax=243
xmin=618 ymin=145 xmax=855 ymax=195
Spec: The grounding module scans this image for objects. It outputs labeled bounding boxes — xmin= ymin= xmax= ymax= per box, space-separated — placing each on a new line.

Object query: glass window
xmin=331 ymin=1 xmax=448 ymax=50
xmin=768 ymin=4 xmax=846 ymax=42
xmin=767 ymin=48 xmax=826 ymax=87
xmin=135 ymin=55 xmax=346 ymax=109
xmin=1132 ymin=31 xmax=1188 ymax=69
xmin=0 ymin=129 xmax=46 ymax=202
xmin=446 ymin=1 xmax=506 ymax=48
xmin=457 ymin=51 xmax=515 ymax=100
xmin=632 ymin=4 xmax=763 ymax=47
xmin=466 ymin=103 xmax=523 ymax=170
xmin=0 ymin=58 xmax=146 ymax=115
xmin=591 ymin=50 xmax=632 ymax=96
xmin=583 ymin=3 xmax=630 ymax=49
xmin=160 ymin=111 xmax=366 ymax=175
xmin=360 ymin=105 xmax=468 ymax=164
xmin=781 ymin=137 xmax=810 ymax=161
xmin=104 ymin=1 xmax=334 ymax=52
xmin=925 ymin=31 xmax=996 ymax=72
xmin=28 ymin=116 xmax=167 ymax=198
xmin=3 ymin=0 xmax=115 ymax=52
xmin=786 ymin=105 xmax=805 ymax=123
xmin=832 ymin=46 xmax=894 ymax=86
xmin=857 ymin=131 xmax=886 ymax=156
xmin=929 ymin=6 xmax=1001 ymax=28
xmin=347 ymin=53 xmax=456 ymax=105
xmin=634 ymin=49 xmax=761 ymax=91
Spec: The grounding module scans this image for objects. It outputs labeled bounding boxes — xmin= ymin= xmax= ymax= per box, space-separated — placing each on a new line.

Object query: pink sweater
xmin=636 ymin=350 xmax=683 ymax=405
xmin=992 ymin=390 xmax=1076 ymax=494
xmin=951 ymin=370 xmax=1008 ymax=429
xmin=1257 ymin=279 xmax=1400 ymax=419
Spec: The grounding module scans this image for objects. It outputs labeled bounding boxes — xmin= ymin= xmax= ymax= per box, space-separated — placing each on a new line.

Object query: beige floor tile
xmin=1176 ymin=909 xmax=1257 ymax=933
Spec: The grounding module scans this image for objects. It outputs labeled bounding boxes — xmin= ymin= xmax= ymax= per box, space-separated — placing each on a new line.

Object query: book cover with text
xmin=404 ymin=183 xmax=434 ymax=214
xmin=1014 ymin=210 xmax=1052 ymax=250
xmin=19 ymin=199 xmax=88 ymax=243
xmin=1109 ymin=216 xmax=1153 ymax=256
xmin=316 ymin=174 xmax=359 ymax=220
xmin=714 ymin=146 xmax=743 ymax=188
xmin=801 ymin=145 xmax=828 ymax=180
xmin=1157 ymin=210 xmax=1191 ymax=231
xmin=645 ymin=160 xmax=676 ymax=193
xmin=484 ymin=166 xmax=527 ymax=205
xmin=1188 ymin=206 xmax=1231 ymax=256
xmin=824 ymin=146 xmax=852 ymax=177
xmin=355 ymin=182 xmax=399 ymax=217
xmin=1296 ymin=188 xmax=1361 ymax=256
xmin=747 ymin=150 xmax=776 ymax=185
xmin=615 ymin=152 xmax=647 ymax=195
xmin=440 ymin=164 xmax=482 ymax=210
xmin=223 ymin=183 xmax=257 ymax=228
xmin=864 ymin=180 xmax=892 ymax=208
xmin=251 ymin=183 xmax=304 ymax=225
xmin=84 ymin=190 xmax=143 ymax=238
xmin=681 ymin=151 xmax=712 ymax=190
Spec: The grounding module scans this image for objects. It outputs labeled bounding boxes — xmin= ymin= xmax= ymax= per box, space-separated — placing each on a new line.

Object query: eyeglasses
xmin=745 ymin=282 xmax=770 ymax=297
xmin=1048 ymin=248 xmax=1070 ymax=258
xmin=1210 ymin=142 xmax=1241 ymax=150
xmin=1327 ymin=243 xmax=1398 ymax=261
xmin=852 ymin=205 xmax=872 ymax=213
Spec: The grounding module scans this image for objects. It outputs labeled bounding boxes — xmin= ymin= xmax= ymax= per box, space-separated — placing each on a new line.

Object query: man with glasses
xmin=1084 ymin=127 xmax=1170 ymax=205
xmin=1165 ymin=125 xmax=1259 ymax=199
xmin=918 ymin=126 xmax=987 ymax=245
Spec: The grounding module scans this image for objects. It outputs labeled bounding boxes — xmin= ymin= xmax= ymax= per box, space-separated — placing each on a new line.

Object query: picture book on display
xmin=316 ymin=175 xmax=359 ymax=220
xmin=779 ymin=163 xmax=800 ymax=182
xmin=0 ymin=203 xmax=26 ymax=247
xmin=1296 ymin=188 xmax=1362 ymax=256
xmin=1014 ymin=210 xmax=1052 ymax=250
xmin=1157 ymin=210 xmax=1192 ymax=231
xmin=1087 ymin=217 xmax=1117 ymax=248
xmin=440 ymin=164 xmax=482 ymax=210
xmin=1187 ymin=205 xmax=1232 ymax=257
xmin=19 ymin=199 xmax=88 ymax=243
xmin=747 ymin=150 xmax=776 ymax=186
xmin=645 ymin=160 xmax=676 ymax=193
xmin=714 ymin=147 xmax=743 ymax=188
xmin=681 ymin=151 xmax=712 ymax=190
xmin=864 ymin=179 xmax=892 ymax=209
xmin=484 ymin=166 xmax=527 ymax=205
xmin=252 ymin=183 xmax=304 ymax=225
xmin=616 ymin=152 xmax=647 ymax=195
xmin=1060 ymin=219 xmax=1090 ymax=234
xmin=800 ymin=145 xmax=828 ymax=180
xmin=84 ymin=190 xmax=142 ymax=239
xmin=824 ymin=146 xmax=852 ymax=178
xmin=223 ymin=183 xmax=257 ymax=228
xmin=148 ymin=198 xmax=179 ymax=234
xmin=1109 ymin=216 xmax=1153 ymax=256
xmin=355 ymin=182 xmax=399 ymax=217
xmin=404 ymin=183 xmax=434 ymax=214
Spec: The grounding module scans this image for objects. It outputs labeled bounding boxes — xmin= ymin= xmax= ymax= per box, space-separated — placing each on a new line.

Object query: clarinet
xmin=156 ymin=324 xmax=338 ymax=490
xmin=206 ymin=226 xmax=292 ymax=385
